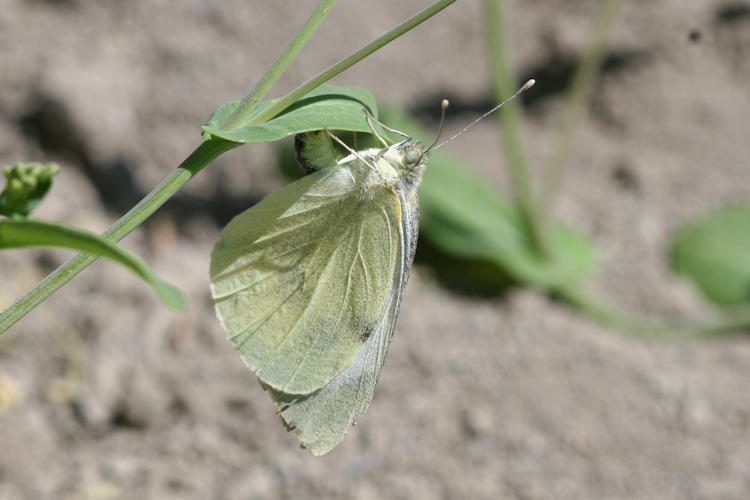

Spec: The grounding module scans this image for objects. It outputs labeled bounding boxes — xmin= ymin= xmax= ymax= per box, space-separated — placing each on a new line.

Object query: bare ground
xmin=1 ymin=1 xmax=750 ymax=499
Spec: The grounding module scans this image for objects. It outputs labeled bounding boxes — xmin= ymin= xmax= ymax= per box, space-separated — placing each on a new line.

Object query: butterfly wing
xmin=266 ymin=188 xmax=420 ymax=455
xmin=210 ymin=163 xmax=401 ymax=395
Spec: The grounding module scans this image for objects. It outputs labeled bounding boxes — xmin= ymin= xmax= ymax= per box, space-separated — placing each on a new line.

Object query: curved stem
xmin=558 ymin=285 xmax=750 ymax=340
xmin=484 ymin=0 xmax=552 ymax=259
xmin=0 ymin=0 xmax=457 ymax=334
xmin=0 ymin=139 xmax=236 ymax=333
xmin=541 ymin=0 xmax=624 ymax=211
xmin=251 ymin=0 xmax=457 ymax=125
xmin=219 ymin=0 xmax=338 ymax=131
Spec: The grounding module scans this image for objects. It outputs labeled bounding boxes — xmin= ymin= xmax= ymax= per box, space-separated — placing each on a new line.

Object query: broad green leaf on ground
xmin=202 ymin=84 xmax=380 ymax=144
xmin=0 ymin=219 xmax=186 ymax=309
xmin=0 ymin=163 xmax=59 ymax=218
xmin=671 ymin=205 xmax=750 ymax=306
xmin=379 ymin=107 xmax=597 ymax=290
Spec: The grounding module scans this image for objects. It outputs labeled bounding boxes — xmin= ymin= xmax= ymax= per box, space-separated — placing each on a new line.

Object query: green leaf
xmin=671 ymin=205 xmax=750 ymax=306
xmin=0 ymin=219 xmax=187 ymax=309
xmin=379 ymin=106 xmax=597 ymax=290
xmin=0 ymin=162 xmax=60 ymax=218
xmin=202 ymin=84 xmax=380 ymax=144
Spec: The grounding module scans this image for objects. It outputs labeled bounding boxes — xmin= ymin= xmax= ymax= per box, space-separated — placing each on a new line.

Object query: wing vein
xmin=265 ymin=198 xmax=355 ymax=357
xmin=213 ymin=238 xmax=322 ymax=298
xmin=233 ymin=278 xmax=305 ymax=349
xmin=280 ymin=214 xmax=363 ymax=391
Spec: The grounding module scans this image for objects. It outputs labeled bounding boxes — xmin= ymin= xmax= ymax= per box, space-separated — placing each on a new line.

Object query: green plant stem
xmin=0 ymin=139 xmax=236 ymax=333
xmin=541 ymin=0 xmax=624 ymax=211
xmin=484 ymin=0 xmax=552 ymax=259
xmin=251 ymin=0 xmax=456 ymax=125
xmin=0 ymin=0 xmax=457 ymax=334
xmin=219 ymin=0 xmax=338 ymax=131
xmin=557 ymin=285 xmax=666 ymax=338
xmin=558 ymin=285 xmax=750 ymax=340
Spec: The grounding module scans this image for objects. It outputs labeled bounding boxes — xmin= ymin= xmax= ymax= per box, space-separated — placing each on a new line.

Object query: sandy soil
xmin=1 ymin=0 xmax=750 ymax=498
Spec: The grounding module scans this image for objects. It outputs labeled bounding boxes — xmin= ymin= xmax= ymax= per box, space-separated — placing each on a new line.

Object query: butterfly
xmin=209 ymin=81 xmax=534 ymax=455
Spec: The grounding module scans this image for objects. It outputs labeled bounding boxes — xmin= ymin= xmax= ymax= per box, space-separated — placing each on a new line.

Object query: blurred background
xmin=1 ymin=0 xmax=750 ymax=498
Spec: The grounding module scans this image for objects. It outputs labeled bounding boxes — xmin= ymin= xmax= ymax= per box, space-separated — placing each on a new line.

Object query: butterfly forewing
xmin=210 ymin=164 xmax=401 ymax=395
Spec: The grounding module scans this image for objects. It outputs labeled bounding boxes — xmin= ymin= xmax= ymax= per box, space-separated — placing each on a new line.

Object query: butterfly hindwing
xmin=266 ymin=188 xmax=420 ymax=455
xmin=210 ymin=163 xmax=401 ymax=395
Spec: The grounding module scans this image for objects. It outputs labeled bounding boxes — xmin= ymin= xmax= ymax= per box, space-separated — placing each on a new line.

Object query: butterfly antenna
xmin=432 ymin=79 xmax=535 ymax=151
xmin=424 ymin=99 xmax=450 ymax=152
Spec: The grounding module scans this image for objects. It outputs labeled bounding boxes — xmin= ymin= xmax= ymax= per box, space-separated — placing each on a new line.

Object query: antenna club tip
xmin=441 ymin=98 xmax=450 ymax=109
xmin=522 ymin=79 xmax=535 ymax=92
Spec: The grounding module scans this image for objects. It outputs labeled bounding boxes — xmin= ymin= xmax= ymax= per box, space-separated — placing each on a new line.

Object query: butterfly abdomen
xmin=295 ymin=131 xmax=338 ymax=174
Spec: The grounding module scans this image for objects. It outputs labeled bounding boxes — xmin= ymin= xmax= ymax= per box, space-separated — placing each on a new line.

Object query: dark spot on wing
xmin=359 ymin=324 xmax=375 ymax=342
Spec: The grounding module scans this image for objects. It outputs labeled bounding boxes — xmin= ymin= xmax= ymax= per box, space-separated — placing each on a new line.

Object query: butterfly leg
xmin=326 ymin=130 xmax=378 ymax=172
xmin=362 ymin=107 xmax=411 ymax=141
xmin=364 ymin=111 xmax=389 ymax=148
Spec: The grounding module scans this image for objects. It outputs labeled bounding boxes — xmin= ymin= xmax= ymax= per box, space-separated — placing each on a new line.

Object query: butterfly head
xmin=383 ymin=139 xmax=428 ymax=194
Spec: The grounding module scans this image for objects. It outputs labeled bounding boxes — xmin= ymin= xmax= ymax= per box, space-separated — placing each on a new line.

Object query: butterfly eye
xmin=405 ymin=150 xmax=421 ymax=165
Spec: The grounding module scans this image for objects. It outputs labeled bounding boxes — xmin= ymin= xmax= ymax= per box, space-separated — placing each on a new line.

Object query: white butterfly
xmin=210 ymin=80 xmax=534 ymax=455
xmin=211 ymin=122 xmax=424 ymax=455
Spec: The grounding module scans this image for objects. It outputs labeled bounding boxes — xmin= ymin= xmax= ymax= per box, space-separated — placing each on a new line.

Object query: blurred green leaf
xmin=0 ymin=219 xmax=186 ymax=309
xmin=0 ymin=162 xmax=60 ymax=218
xmin=202 ymin=84 xmax=380 ymax=144
xmin=671 ymin=205 xmax=750 ymax=306
xmin=380 ymin=106 xmax=597 ymax=290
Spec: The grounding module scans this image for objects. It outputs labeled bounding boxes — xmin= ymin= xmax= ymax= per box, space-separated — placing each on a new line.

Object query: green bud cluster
xmin=0 ymin=162 xmax=60 ymax=218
